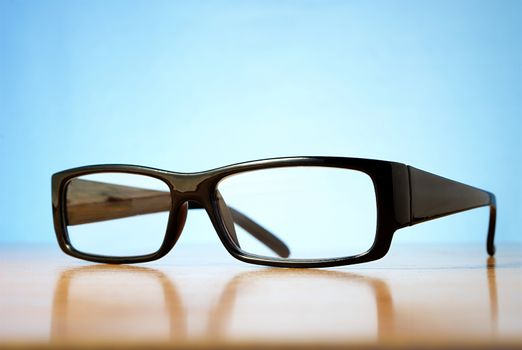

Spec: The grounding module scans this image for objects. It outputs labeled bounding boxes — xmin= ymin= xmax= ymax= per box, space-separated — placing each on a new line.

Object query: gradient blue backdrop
xmin=1 ymin=0 xmax=521 ymax=247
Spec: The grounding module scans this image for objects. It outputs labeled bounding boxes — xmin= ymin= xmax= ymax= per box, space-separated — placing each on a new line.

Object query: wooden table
xmin=1 ymin=243 xmax=521 ymax=349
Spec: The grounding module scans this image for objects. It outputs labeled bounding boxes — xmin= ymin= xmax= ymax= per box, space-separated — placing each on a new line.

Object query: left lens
xmin=65 ymin=172 xmax=171 ymax=257
xmin=216 ymin=166 xmax=377 ymax=260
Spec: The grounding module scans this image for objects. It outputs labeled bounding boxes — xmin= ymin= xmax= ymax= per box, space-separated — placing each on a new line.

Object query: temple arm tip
xmin=487 ymin=244 xmax=496 ymax=257
xmin=486 ymin=193 xmax=497 ymax=256
xmin=278 ymin=245 xmax=291 ymax=259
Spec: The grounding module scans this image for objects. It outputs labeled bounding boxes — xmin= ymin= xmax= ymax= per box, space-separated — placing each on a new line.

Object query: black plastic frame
xmin=52 ymin=156 xmax=496 ymax=268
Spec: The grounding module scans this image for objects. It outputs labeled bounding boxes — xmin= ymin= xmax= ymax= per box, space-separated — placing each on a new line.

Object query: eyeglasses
xmin=51 ymin=157 xmax=496 ymax=267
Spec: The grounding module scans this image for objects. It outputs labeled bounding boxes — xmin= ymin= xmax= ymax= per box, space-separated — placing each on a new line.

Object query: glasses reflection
xmin=50 ymin=257 xmax=499 ymax=344
xmin=51 ymin=265 xmax=185 ymax=343
xmin=51 ymin=266 xmax=395 ymax=343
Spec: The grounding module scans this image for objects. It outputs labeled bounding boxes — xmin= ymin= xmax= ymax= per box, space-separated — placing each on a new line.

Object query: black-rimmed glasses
xmin=52 ymin=157 xmax=496 ymax=267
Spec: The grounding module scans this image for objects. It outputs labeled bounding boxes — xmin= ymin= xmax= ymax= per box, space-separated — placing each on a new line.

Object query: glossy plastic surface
xmin=51 ymin=156 xmax=496 ymax=267
xmin=408 ymin=166 xmax=496 ymax=255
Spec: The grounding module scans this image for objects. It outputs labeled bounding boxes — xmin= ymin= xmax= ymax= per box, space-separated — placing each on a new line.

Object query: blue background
xmin=1 ymin=0 xmax=520 ymax=247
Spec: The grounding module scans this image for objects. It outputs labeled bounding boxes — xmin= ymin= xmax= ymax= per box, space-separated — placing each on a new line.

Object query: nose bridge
xmin=166 ymin=172 xmax=212 ymax=202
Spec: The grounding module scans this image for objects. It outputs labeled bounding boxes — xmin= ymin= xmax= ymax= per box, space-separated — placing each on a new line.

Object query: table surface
xmin=0 ymin=243 xmax=521 ymax=349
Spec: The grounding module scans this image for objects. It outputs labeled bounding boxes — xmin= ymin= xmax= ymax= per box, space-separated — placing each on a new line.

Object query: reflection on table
xmin=50 ymin=257 xmax=499 ymax=346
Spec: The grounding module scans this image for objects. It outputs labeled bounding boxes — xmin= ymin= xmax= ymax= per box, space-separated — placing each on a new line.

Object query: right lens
xmin=216 ymin=166 xmax=377 ymax=260
xmin=65 ymin=172 xmax=172 ymax=257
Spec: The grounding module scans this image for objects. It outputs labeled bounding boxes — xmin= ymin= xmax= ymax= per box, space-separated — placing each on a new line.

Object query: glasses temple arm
xmin=407 ymin=166 xmax=496 ymax=256
xmin=65 ymin=179 xmax=289 ymax=258
xmin=188 ymin=201 xmax=290 ymax=258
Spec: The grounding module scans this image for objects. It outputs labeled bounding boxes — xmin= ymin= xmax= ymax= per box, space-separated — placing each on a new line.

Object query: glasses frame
xmin=52 ymin=156 xmax=496 ymax=268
